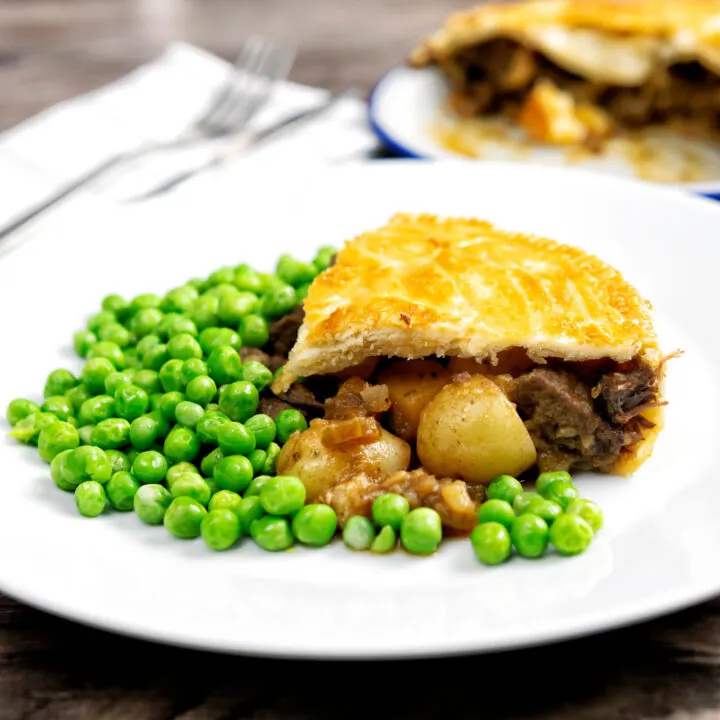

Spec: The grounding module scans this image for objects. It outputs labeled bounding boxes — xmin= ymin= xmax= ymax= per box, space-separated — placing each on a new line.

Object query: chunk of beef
xmin=266 ymin=306 xmax=305 ymax=357
xmin=240 ymin=347 xmax=286 ymax=373
xmin=276 ymin=383 xmax=324 ymax=417
xmin=324 ymin=377 xmax=391 ymax=420
xmin=514 ymin=368 xmax=629 ymax=473
xmin=596 ymin=363 xmax=660 ymax=425
xmin=257 ymin=396 xmax=296 ymax=420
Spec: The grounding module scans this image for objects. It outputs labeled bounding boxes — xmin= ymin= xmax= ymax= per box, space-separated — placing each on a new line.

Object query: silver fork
xmin=0 ymin=36 xmax=296 ymax=243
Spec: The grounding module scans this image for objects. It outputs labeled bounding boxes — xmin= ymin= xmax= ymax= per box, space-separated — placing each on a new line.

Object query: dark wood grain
xmin=1 ymin=1 xmax=720 ymax=717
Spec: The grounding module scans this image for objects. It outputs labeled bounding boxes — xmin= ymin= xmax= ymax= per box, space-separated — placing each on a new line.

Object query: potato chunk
xmin=276 ymin=419 xmax=411 ymax=500
xmin=378 ymin=360 xmax=452 ymax=441
xmin=417 ymin=374 xmax=537 ymax=484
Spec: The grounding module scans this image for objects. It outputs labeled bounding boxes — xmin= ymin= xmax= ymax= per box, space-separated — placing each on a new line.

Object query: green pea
xmin=101 ymin=293 xmax=129 ymax=318
xmin=114 ymin=384 xmax=149 ymax=421
xmin=159 ymin=391 xmax=184 ymax=421
xmin=142 ymin=344 xmax=170 ymax=371
xmin=209 ymin=489 xmax=243 ymax=515
xmin=244 ymin=414 xmax=276 ymax=449
xmin=245 ymin=474 xmax=271 ymax=497
xmin=160 ymin=313 xmax=198 ymax=339
xmin=190 ymin=295 xmax=220 ymax=330
xmin=91 ymin=418 xmax=131 ymax=449
xmin=275 ymin=408 xmax=307 ymax=444
xmin=40 ymin=396 xmax=74 ymax=422
xmin=262 ymin=442 xmax=281 ymax=475
xmin=400 ymin=508 xmax=443 ymax=555
xmin=98 ymin=322 xmax=131 ymax=348
xmin=217 ymin=292 xmax=258 ymax=326
xmin=218 ymin=381 xmax=259 ymax=423
xmin=129 ymin=414 xmax=160 ymax=450
xmin=247 ymin=448 xmax=267 ymax=475
xmin=106 ymin=449 xmax=131 ymax=474
xmin=232 ymin=496 xmax=261 ymax=535
xmin=216 ymin=422 xmax=256 ymax=455
xmin=164 ymin=496 xmax=207 ymax=538
xmin=250 ymin=515 xmax=293 ymax=551
xmin=343 ymin=516 xmax=376 ymax=551
xmin=549 ymin=513 xmax=594 ymax=556
xmin=74 ymin=330 xmax=97 ymax=358
xmin=161 ymin=286 xmax=199 ymax=314
xmin=5 ymin=398 xmax=40 ymax=427
xmin=201 ymin=509 xmax=240 ymax=551
xmin=276 ymin=254 xmax=317 ymax=288
xmin=486 ymin=475 xmax=523 ymax=506
xmin=128 ymin=293 xmax=161 ymax=316
xmin=213 ymin=455 xmax=254 ymax=493
xmin=104 ymin=371 xmax=134 ymax=396
xmin=87 ymin=310 xmax=116 ymax=334
xmin=195 ymin=411 xmax=231 ymax=444
xmin=131 ymin=450 xmax=168 ymax=483
xmin=50 ymin=449 xmax=76 ymax=491
xmin=198 ymin=327 xmax=240 ymax=355
xmin=241 ymin=361 xmax=273 ymax=392
xmin=259 ymin=475 xmax=306 ymax=516
xmin=130 ymin=307 xmax=164 ymax=338
xmin=38 ymin=421 xmax=79 ymax=462
xmin=512 ymin=492 xmax=536 ymax=516
xmin=566 ymin=499 xmax=604 ymax=533
xmin=87 ymin=340 xmax=126 ymax=370
xmin=233 ymin=266 xmax=264 ymax=294
xmin=239 ymin=314 xmax=269 ymax=347
xmin=149 ymin=393 xmax=164 ymax=412
xmin=127 ymin=448 xmax=139 ymax=464
xmin=187 ymin=277 xmax=207 ymax=292
xmin=134 ymin=483 xmax=172 ymax=525
xmin=81 ymin=357 xmax=116 ymax=395
xmin=134 ymin=334 xmax=159 ymax=355
xmin=295 ymin=283 xmax=311 ymax=302
xmin=536 ymin=471 xmax=572 ymax=495
xmin=207 ymin=346 xmax=242 ymax=386
xmin=292 ymin=504 xmax=337 ymax=547
xmin=313 ymin=245 xmax=336 ymax=272
xmin=74 ymin=481 xmax=107 ymax=517
xmin=371 ymin=525 xmax=397 ymax=554
xmin=61 ymin=445 xmax=112 ymax=485
xmin=477 ymin=499 xmax=515 ymax=530
xmin=170 ymin=472 xmax=212 ymax=506
xmin=200 ymin=447 xmax=224 ymax=477
xmin=65 ymin=384 xmax=91 ymax=414
xmin=525 ymin=496 xmax=563 ymax=526
xmin=543 ymin=480 xmax=579 ymax=510
xmin=258 ymin=273 xmax=288 ymax=294
xmin=79 ymin=395 xmax=116 ymax=425
xmin=510 ymin=514 xmax=548 ymax=558
xmin=470 ymin=522 xmax=512 ymax=565
xmin=180 ymin=358 xmax=207 ymax=383
xmin=175 ymin=401 xmax=204 ymax=428
xmin=9 ymin=412 xmax=57 ymax=444
xmin=261 ymin=284 xmax=297 ymax=319
xmin=77 ymin=425 xmax=94 ymax=445
xmin=163 ymin=426 xmax=200 ymax=463
xmin=132 ymin=369 xmax=162 ymax=395
xmin=185 ymin=375 xmax=217 ymax=406
xmin=124 ymin=348 xmax=141 ymax=369
xmin=44 ymin=369 xmax=77 ymax=399
xmin=166 ymin=462 xmax=199 ymax=488
xmin=372 ymin=493 xmax=410 ymax=530
xmin=207 ymin=266 xmax=236 ymax=287
xmin=167 ymin=333 xmax=202 ymax=361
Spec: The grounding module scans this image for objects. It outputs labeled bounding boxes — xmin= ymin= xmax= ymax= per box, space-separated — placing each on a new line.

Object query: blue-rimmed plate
xmin=369 ymin=66 xmax=720 ymax=201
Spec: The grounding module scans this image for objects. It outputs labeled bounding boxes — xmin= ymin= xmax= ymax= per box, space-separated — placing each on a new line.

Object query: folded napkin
xmin=0 ymin=43 xmax=381 ymax=232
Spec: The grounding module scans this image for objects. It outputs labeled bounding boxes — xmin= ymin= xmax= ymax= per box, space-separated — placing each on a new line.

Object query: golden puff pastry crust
xmin=273 ymin=213 xmax=660 ymax=394
xmin=409 ymin=0 xmax=720 ymax=86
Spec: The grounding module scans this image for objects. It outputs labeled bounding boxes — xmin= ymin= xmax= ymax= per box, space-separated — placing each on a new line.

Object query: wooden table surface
xmin=2 ymin=1 xmax=720 ymax=718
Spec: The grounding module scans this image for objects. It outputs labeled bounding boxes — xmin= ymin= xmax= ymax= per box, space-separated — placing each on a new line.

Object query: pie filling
xmin=442 ymin=38 xmax=720 ymax=140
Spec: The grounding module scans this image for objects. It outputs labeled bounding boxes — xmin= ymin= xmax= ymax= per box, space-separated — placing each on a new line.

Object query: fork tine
xmin=195 ymin=36 xmax=266 ymax=132
xmin=213 ymin=43 xmax=297 ymax=135
xmin=198 ymin=37 xmax=274 ymax=135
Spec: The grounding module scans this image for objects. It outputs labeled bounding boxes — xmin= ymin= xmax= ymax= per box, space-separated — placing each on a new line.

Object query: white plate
xmin=369 ymin=66 xmax=720 ymax=200
xmin=0 ymin=160 xmax=719 ymax=659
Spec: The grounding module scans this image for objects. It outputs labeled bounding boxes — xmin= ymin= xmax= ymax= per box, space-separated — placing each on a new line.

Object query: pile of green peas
xmin=470 ymin=471 xmax=604 ymax=565
xmin=4 ymin=247 xmax=339 ymax=553
xmin=342 ymin=494 xmax=444 ymax=555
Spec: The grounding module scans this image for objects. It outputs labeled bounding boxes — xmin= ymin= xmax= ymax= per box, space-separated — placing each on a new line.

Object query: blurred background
xmin=0 ymin=0 xmax=474 ymax=131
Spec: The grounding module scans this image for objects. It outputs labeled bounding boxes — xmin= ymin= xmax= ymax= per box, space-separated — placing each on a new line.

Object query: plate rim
xmin=368 ymin=65 xmax=720 ymax=202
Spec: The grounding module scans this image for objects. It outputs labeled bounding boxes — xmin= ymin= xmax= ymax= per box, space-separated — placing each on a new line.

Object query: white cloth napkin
xmin=0 ymin=43 xmax=380 ymax=232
